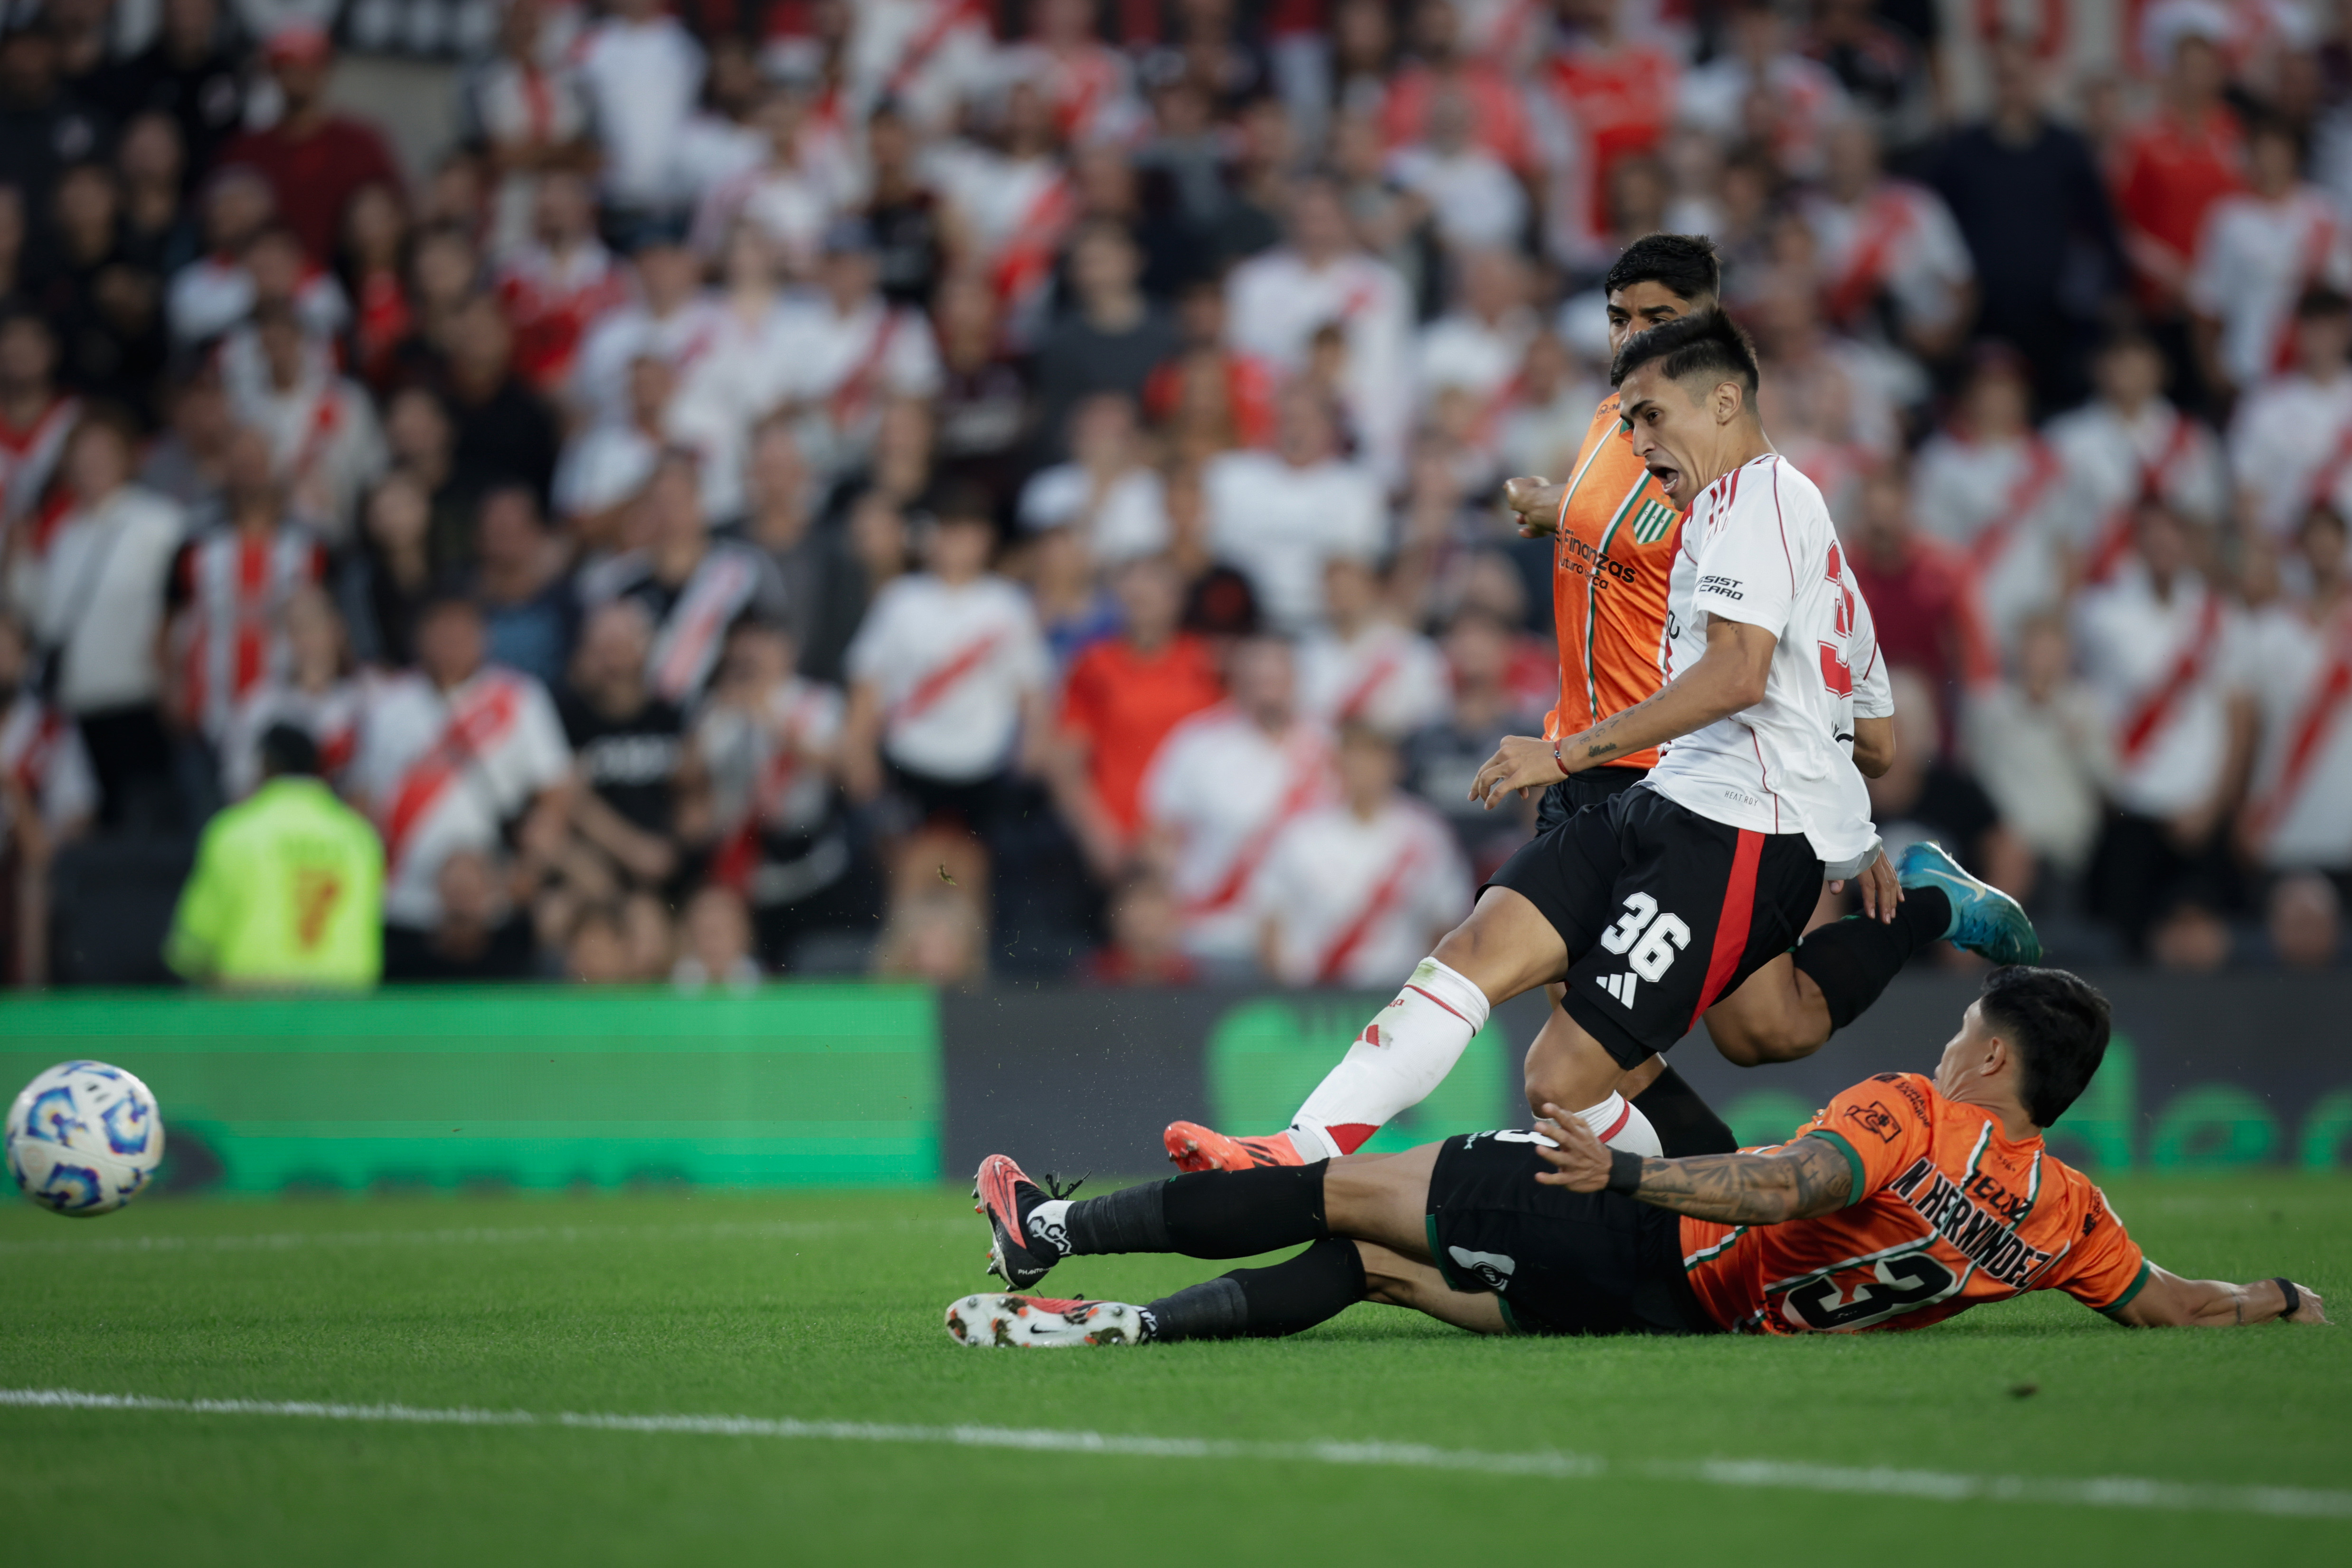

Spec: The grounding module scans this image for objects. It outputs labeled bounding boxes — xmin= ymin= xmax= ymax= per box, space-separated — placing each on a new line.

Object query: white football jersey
xmin=1140 ymin=707 xmax=1337 ymax=964
xmin=1646 ymin=453 xmax=1878 ymax=869
xmin=1254 ymin=798 xmax=1473 ymax=988
xmin=843 ymin=573 xmax=1049 ymax=783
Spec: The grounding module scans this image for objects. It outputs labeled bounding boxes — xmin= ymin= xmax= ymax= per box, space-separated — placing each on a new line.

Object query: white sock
xmin=1575 ymin=1093 xmax=1662 ymax=1157
xmin=1288 ymin=958 xmax=1492 ymax=1157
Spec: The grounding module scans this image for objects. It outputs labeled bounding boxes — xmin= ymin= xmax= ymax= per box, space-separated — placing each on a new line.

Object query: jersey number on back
xmin=1818 ymin=543 xmax=1856 ymax=698
xmin=293 ymin=869 xmax=343 ymax=952
xmin=1780 ymin=1251 xmax=1960 ymax=1331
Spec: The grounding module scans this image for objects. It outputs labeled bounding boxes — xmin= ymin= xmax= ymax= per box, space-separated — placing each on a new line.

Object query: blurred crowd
xmin=1 ymin=0 xmax=2349 ymax=991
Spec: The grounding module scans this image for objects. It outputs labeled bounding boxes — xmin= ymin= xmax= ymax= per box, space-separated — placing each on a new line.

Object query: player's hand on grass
xmin=2284 ymin=1283 xmax=2330 ymax=1324
xmin=1828 ymin=848 xmax=1902 ymax=923
xmin=1502 ymin=476 xmax=1562 ymax=538
xmin=1471 ymin=735 xmax=1567 ymax=808
xmin=1527 ymin=1105 xmax=1611 ymax=1191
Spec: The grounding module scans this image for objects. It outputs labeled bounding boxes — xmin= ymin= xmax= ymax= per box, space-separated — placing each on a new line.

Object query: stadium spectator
xmin=1079 ymin=871 xmax=1199 ymax=986
xmin=0 ymin=307 xmax=79 ymax=535
xmin=1017 ymin=392 xmax=1171 ymax=571
xmin=1925 ymin=37 xmax=2122 ymax=408
xmin=2111 ymin=5 xmax=2244 ymax=403
xmin=218 ymin=583 xmax=362 ymax=804
xmin=1962 ymin=611 xmax=2112 ymax=902
xmin=0 ymin=610 xmax=94 ymax=985
xmin=382 ymin=844 xmax=538 ymax=982
xmin=1909 ymin=346 xmax=2068 ymax=657
xmin=1846 ymin=466 xmax=1991 ymax=717
xmin=217 ymin=26 xmax=403 ymax=266
xmin=1225 ymin=175 xmax=1413 ymax=482
xmin=842 ymin=490 xmax=1051 ymax=856
xmin=97 ymin=0 xmax=251 ymax=180
xmin=573 ymin=0 xmax=706 ymax=237
xmin=2266 ymin=871 xmax=2344 ymax=968
xmin=695 ymin=617 xmax=853 ymax=971
xmin=228 ymin=301 xmax=385 ymax=548
xmin=1031 ymin=221 xmax=1179 ymax=462
xmin=1254 ymin=720 xmax=1471 ymax=987
xmin=471 ymin=485 xmax=576 ymax=690
xmin=671 ymin=881 xmax=760 ymax=992
xmin=13 ymin=410 xmax=183 ymax=829
xmin=437 ymin=292 xmax=562 ymax=514
xmin=1049 ymin=552 xmax=1224 ymax=879
xmin=1867 ymin=668 xmax=2027 ymax=902
xmin=1803 ymin=117 xmax=1974 ymax=362
xmin=2076 ymin=503 xmax=2257 ymax=956
xmin=164 ymin=722 xmax=383 ymax=991
xmin=2188 ymin=112 xmax=2352 ymax=406
xmin=1202 ymin=388 xmax=1385 ymax=634
xmin=1298 ymin=554 xmax=1450 ymax=738
xmin=2229 ymin=287 xmax=2352 ymax=540
xmin=348 ymin=593 xmax=572 ymax=940
xmin=770 ymin=220 xmax=943 ymax=483
xmin=579 ymin=450 xmax=786 ymax=709
xmin=496 ymin=172 xmax=627 ymax=397
xmin=557 ymin=599 xmax=690 ymax=897
xmin=2049 ymin=331 xmax=2229 ymax=584
xmin=1140 ymin=634 xmax=1334 ymax=973
xmin=1404 ymin=607 xmax=1543 ymax=878
xmin=2240 ymin=508 xmax=2352 ymax=883
xmin=165 ymin=426 xmax=327 ymax=770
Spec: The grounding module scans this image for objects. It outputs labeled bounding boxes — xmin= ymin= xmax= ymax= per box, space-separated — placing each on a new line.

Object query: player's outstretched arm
xmin=2110 ymin=1266 xmax=2330 ymax=1328
xmin=1527 ymin=1102 xmax=1851 ymax=1225
xmin=1469 ymin=616 xmax=1776 ymax=807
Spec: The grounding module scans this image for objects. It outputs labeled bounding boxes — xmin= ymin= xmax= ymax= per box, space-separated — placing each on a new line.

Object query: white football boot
xmin=943 ymin=1294 xmax=1145 ymax=1348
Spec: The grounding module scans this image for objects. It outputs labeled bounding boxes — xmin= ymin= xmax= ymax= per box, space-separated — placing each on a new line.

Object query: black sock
xmin=1790 ymin=887 xmax=1951 ymax=1031
xmin=1062 ymin=1163 xmax=1329 ymax=1260
xmin=1145 ymin=1238 xmax=1368 ymax=1343
xmin=1631 ymin=1065 xmax=1737 ymax=1156
xmin=1060 ymin=1181 xmax=1171 ymax=1256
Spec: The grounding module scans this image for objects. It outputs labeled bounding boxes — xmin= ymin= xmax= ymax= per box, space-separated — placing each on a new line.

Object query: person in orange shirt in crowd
xmin=1048 ymin=553 xmax=1225 ymax=880
xmin=954 ymin=967 xmax=2327 ymax=1347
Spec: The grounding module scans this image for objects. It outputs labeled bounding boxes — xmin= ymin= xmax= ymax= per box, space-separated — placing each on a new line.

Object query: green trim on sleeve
xmin=1804 ymin=1130 xmax=1870 ymax=1208
xmin=2097 ymin=1259 xmax=2155 ymax=1319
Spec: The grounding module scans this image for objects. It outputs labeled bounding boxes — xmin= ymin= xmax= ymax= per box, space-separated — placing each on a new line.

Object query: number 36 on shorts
xmin=1596 ymin=892 xmax=1692 ymax=981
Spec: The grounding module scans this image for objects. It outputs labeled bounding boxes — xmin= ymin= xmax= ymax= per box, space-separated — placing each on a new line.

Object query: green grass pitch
xmin=1 ymin=1176 xmax=2347 ymax=1565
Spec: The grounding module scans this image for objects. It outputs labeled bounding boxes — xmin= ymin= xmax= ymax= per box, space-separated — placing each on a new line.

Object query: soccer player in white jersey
xmin=977 ymin=313 xmax=2033 ymax=1283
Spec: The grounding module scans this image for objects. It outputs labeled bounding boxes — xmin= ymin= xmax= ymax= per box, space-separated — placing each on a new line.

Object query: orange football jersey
xmin=1543 ymin=394 xmax=1683 ymax=766
xmin=1682 ymin=1073 xmax=2151 ymax=1335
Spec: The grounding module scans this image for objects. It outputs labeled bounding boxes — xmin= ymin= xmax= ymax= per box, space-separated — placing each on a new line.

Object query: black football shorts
xmin=1485 ymin=783 xmax=1821 ymax=1068
xmin=1531 ymin=763 xmax=1648 ymax=836
xmin=1423 ymin=1131 xmax=1718 ymax=1336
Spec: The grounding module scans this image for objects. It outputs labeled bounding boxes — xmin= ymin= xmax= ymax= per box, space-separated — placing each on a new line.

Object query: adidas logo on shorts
xmin=1597 ymin=972 xmax=1639 ymax=1007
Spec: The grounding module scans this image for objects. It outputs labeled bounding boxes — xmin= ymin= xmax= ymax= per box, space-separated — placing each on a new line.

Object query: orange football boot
xmin=1162 ymin=1121 xmax=1308 ymax=1172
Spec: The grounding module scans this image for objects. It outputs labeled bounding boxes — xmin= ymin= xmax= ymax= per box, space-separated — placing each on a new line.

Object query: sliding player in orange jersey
xmin=950 ymin=966 xmax=2327 ymax=1347
xmin=1164 ymin=236 xmax=2035 ymax=1178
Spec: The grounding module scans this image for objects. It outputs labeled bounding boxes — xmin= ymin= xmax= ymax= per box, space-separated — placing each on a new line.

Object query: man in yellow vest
xmin=165 ymin=725 xmax=383 ymax=989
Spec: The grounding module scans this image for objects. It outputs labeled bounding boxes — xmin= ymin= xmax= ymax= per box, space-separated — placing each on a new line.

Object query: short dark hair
xmin=258 ymin=723 xmax=321 ymax=779
xmin=1604 ymin=233 xmax=1720 ymax=306
xmin=1609 ymin=307 xmax=1760 ymax=395
xmin=1977 ymin=965 xmax=2111 ymax=1127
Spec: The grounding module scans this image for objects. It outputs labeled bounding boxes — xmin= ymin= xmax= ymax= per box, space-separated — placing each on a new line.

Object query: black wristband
xmin=2275 ymin=1277 xmax=2301 ymax=1321
xmin=1606 ymin=1148 xmax=1645 ymax=1195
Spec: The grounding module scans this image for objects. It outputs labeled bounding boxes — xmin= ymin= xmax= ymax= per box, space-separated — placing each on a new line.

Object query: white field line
xmin=0 ymin=1217 xmax=968 ymax=1257
xmin=2 ymin=1387 xmax=2346 ymax=1520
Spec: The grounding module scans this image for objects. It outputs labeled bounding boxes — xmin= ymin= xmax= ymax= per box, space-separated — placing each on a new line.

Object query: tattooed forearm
xmin=1628 ymin=1138 xmax=1853 ymax=1225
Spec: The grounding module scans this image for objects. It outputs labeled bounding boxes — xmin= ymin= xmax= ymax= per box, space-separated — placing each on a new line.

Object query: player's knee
xmin=1706 ymin=1005 xmax=1820 ymax=1067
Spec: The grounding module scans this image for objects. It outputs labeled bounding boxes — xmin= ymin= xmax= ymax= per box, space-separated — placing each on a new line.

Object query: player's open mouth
xmin=1646 ymin=463 xmax=1681 ymax=493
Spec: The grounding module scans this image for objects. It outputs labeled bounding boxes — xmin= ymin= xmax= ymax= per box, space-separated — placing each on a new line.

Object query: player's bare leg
xmin=1356 ymin=1240 xmax=1511 ymax=1335
xmin=1703 ymin=954 xmax=1833 ymax=1065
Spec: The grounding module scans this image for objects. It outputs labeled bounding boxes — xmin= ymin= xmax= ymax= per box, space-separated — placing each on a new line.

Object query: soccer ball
xmin=5 ymin=1061 xmax=164 ymax=1217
